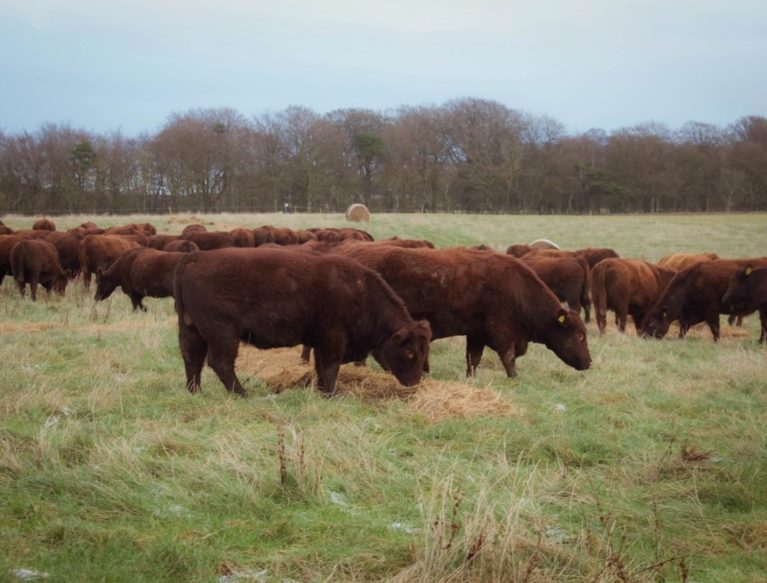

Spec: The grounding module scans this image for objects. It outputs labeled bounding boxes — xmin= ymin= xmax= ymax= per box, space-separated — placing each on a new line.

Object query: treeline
xmin=1 ymin=98 xmax=766 ymax=215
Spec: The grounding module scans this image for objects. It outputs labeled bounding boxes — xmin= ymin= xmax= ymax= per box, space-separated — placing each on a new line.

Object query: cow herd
xmin=0 ymin=217 xmax=765 ymax=396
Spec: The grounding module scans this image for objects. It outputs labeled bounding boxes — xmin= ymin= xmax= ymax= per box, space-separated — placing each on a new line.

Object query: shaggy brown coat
xmin=723 ymin=266 xmax=767 ymax=342
xmin=78 ymin=235 xmax=141 ymax=288
xmin=10 ymin=239 xmax=67 ymax=299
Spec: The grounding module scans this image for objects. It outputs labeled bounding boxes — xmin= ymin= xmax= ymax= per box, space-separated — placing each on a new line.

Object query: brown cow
xmin=32 ymin=218 xmax=56 ymax=231
xmin=79 ymin=235 xmax=141 ymax=289
xmin=95 ymin=248 xmax=185 ymax=311
xmin=311 ymin=227 xmax=374 ymax=243
xmin=657 ymin=252 xmax=720 ymax=271
xmin=10 ymin=239 xmax=67 ymax=299
xmin=43 ymin=231 xmax=82 ymax=278
xmin=337 ymin=245 xmax=591 ymax=377
xmin=164 ymin=239 xmax=199 ymax=253
xmin=173 ymin=248 xmax=432 ymax=396
xmin=723 ymin=265 xmax=767 ymax=342
xmin=506 ymin=244 xmax=534 ymax=257
xmin=253 ymin=226 xmax=276 ymax=246
xmin=183 ymin=230 xmax=236 ymax=250
xmin=642 ymin=258 xmax=767 ymax=341
xmin=591 ymin=258 xmax=676 ymax=334
xmin=296 ymin=229 xmax=317 ymax=244
xmin=519 ymin=252 xmax=592 ymax=323
xmin=230 ymin=228 xmax=255 ymax=247
xmin=575 ymin=247 xmax=620 ymax=268
xmin=0 ymin=225 xmax=13 ymax=235
xmin=147 ymin=234 xmax=182 ymax=250
xmin=105 ymin=222 xmax=156 ymax=237
xmin=181 ymin=224 xmax=207 ymax=236
xmin=0 ymin=233 xmax=47 ymax=285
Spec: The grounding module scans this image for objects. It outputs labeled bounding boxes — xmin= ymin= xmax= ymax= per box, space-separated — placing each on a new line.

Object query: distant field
xmin=1 ymin=213 xmax=766 ymax=582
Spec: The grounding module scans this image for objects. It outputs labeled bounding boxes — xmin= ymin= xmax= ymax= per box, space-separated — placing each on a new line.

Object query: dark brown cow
xmin=519 ymin=252 xmax=592 ymax=322
xmin=0 ymin=225 xmax=13 ymax=235
xmin=43 ymin=231 xmax=82 ymax=278
xmin=296 ymin=229 xmax=317 ymax=244
xmin=0 ymin=233 xmax=46 ymax=285
xmin=230 ymin=228 xmax=255 ymax=247
xmin=147 ymin=234 xmax=182 ymax=250
xmin=181 ymin=224 xmax=207 ymax=236
xmin=183 ymin=230 xmax=236 ymax=250
xmin=67 ymin=226 xmax=105 ymax=238
xmin=272 ymin=227 xmax=299 ymax=245
xmin=173 ymin=248 xmax=432 ymax=396
xmin=723 ymin=265 xmax=767 ymax=342
xmin=95 ymin=248 xmax=185 ymax=311
xmin=657 ymin=252 xmax=720 ymax=271
xmin=506 ymin=244 xmax=534 ymax=257
xmin=575 ymin=247 xmax=620 ymax=268
xmin=32 ymin=218 xmax=56 ymax=231
xmin=105 ymin=222 xmax=156 ymax=237
xmin=164 ymin=239 xmax=199 ymax=253
xmin=337 ymin=245 xmax=591 ymax=377
xmin=253 ymin=226 xmax=276 ymax=246
xmin=79 ymin=235 xmax=141 ymax=289
xmin=642 ymin=258 xmax=767 ymax=341
xmin=592 ymin=258 xmax=676 ymax=334
xmin=10 ymin=239 xmax=67 ymax=299
xmin=311 ymin=227 xmax=374 ymax=243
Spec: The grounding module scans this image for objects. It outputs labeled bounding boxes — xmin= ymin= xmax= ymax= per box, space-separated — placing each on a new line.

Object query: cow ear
xmin=556 ymin=308 xmax=568 ymax=327
xmin=417 ymin=319 xmax=432 ymax=340
xmin=744 ymin=265 xmax=753 ymax=276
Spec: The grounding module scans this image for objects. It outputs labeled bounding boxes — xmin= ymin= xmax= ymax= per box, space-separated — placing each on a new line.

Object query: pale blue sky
xmin=1 ymin=0 xmax=765 ymax=135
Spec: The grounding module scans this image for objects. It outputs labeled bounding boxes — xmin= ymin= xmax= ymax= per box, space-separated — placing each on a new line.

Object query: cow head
xmin=723 ymin=264 xmax=761 ymax=314
xmin=52 ymin=271 xmax=68 ymax=295
xmin=641 ymin=305 xmax=672 ymax=339
xmin=94 ymin=267 xmax=119 ymax=302
xmin=378 ymin=320 xmax=432 ymax=386
xmin=543 ymin=309 xmax=591 ymax=370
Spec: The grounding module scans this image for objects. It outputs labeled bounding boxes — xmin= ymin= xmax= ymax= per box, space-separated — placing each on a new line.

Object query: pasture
xmin=1 ymin=212 xmax=766 ymax=582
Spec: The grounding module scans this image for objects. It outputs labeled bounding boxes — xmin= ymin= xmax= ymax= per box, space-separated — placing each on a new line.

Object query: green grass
xmin=1 ymin=212 xmax=766 ymax=582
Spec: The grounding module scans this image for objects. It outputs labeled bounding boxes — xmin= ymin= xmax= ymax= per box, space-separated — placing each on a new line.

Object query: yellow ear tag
xmin=558 ymin=314 xmax=566 ymax=324
xmin=745 ymin=265 xmax=753 ymax=276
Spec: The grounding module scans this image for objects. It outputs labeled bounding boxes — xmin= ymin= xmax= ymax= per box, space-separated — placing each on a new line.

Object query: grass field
xmin=1 ymin=212 xmax=766 ymax=582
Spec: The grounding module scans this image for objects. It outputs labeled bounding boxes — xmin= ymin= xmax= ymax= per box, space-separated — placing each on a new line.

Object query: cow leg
xmin=582 ymin=304 xmax=591 ymax=324
xmin=130 ymin=292 xmax=147 ymax=312
xmin=616 ymin=311 xmax=628 ymax=333
xmin=179 ymin=323 xmax=207 ymax=393
xmin=759 ymin=307 xmax=766 ymax=344
xmin=300 ymin=345 xmax=312 ymax=363
xmin=314 ymin=349 xmax=341 ymax=396
xmin=206 ymin=336 xmax=247 ymax=396
xmin=596 ymin=306 xmax=607 ymax=334
xmin=706 ymin=312 xmax=721 ymax=342
xmin=29 ymin=272 xmax=40 ymax=301
xmin=465 ymin=335 xmax=484 ymax=377
xmin=15 ymin=276 xmax=25 ymax=298
xmin=498 ymin=345 xmax=517 ymax=378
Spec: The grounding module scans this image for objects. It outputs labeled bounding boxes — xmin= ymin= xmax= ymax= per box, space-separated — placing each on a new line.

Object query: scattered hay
xmin=167 ymin=214 xmax=214 ymax=225
xmin=0 ymin=318 xmax=173 ymax=336
xmin=345 ymin=203 xmax=370 ymax=222
xmin=236 ymin=346 xmax=522 ymax=422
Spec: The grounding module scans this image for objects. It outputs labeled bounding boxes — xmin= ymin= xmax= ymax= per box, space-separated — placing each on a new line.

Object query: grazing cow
xmin=506 ymin=244 xmax=534 ymax=258
xmin=147 ymin=234 xmax=182 ymax=250
xmin=181 ymin=224 xmax=207 ymax=236
xmin=311 ymin=227 xmax=374 ymax=243
xmin=32 ymin=218 xmax=56 ymax=231
xmin=230 ymin=228 xmax=255 ymax=247
xmin=723 ymin=265 xmax=767 ymax=342
xmin=296 ymin=229 xmax=317 ymax=244
xmin=519 ymin=252 xmax=592 ymax=323
xmin=105 ymin=223 xmax=156 ymax=236
xmin=575 ymin=247 xmax=620 ymax=268
xmin=182 ymin=230 xmax=236 ymax=250
xmin=253 ymin=226 xmax=276 ymax=246
xmin=337 ymin=246 xmax=591 ymax=377
xmin=164 ymin=239 xmax=199 ymax=253
xmin=0 ymin=233 xmax=47 ymax=285
xmin=43 ymin=231 xmax=82 ymax=278
xmin=79 ymin=234 xmax=141 ymax=289
xmin=173 ymin=248 xmax=432 ymax=396
xmin=591 ymin=258 xmax=676 ymax=334
xmin=642 ymin=258 xmax=767 ymax=341
xmin=95 ymin=248 xmax=185 ymax=311
xmin=10 ymin=239 xmax=67 ymax=299
xmin=657 ymin=252 xmax=720 ymax=271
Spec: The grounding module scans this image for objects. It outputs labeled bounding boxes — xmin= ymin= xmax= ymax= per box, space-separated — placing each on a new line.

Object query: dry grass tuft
xmin=167 ymin=214 xmax=213 ymax=225
xmin=237 ymin=346 xmax=522 ymax=421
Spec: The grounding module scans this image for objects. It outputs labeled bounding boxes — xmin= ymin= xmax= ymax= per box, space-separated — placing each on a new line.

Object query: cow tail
xmin=581 ymin=260 xmax=592 ymax=323
xmin=592 ymin=263 xmax=608 ymax=332
xmin=11 ymin=241 xmax=25 ymax=285
xmin=173 ymin=253 xmax=194 ymax=328
xmin=78 ymin=237 xmax=89 ymax=279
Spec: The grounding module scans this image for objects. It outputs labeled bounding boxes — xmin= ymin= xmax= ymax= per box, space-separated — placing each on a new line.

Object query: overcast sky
xmin=1 ymin=0 xmax=765 ymax=135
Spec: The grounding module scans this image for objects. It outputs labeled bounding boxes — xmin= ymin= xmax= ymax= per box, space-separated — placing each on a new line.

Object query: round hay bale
xmin=529 ymin=238 xmax=560 ymax=249
xmin=346 ymin=203 xmax=370 ymax=222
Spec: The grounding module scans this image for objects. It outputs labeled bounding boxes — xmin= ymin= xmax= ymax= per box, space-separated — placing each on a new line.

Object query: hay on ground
xmin=345 ymin=203 xmax=370 ymax=222
xmin=236 ymin=346 xmax=522 ymax=422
